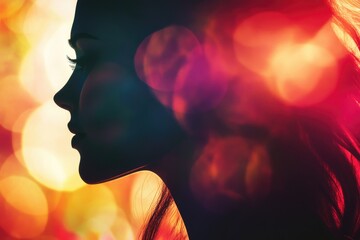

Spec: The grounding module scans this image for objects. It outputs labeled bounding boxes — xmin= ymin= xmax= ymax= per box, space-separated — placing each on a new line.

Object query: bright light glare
xmin=44 ymin=24 xmax=75 ymax=91
xmin=21 ymin=100 xmax=85 ymax=191
xmin=34 ymin=0 xmax=77 ymax=18
xmin=19 ymin=44 xmax=56 ymax=103
xmin=267 ymin=43 xmax=337 ymax=106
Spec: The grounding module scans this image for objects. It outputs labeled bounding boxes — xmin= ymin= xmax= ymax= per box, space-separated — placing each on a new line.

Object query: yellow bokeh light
xmin=109 ymin=210 xmax=135 ymax=240
xmin=21 ymin=100 xmax=85 ymax=191
xmin=64 ymin=185 xmax=118 ymax=236
xmin=34 ymin=0 xmax=77 ymax=18
xmin=0 ymin=153 xmax=27 ymax=179
xmin=22 ymin=1 xmax=75 ymax=46
xmin=0 ymin=176 xmax=48 ymax=215
xmin=3 ymin=1 xmax=30 ymax=34
xmin=130 ymin=171 xmax=163 ymax=225
xmin=19 ymin=43 xmax=57 ymax=103
xmin=0 ymin=29 xmax=27 ymax=70
xmin=0 ymin=176 xmax=48 ymax=239
xmin=43 ymin=24 xmax=75 ymax=91
xmin=0 ymin=75 xmax=36 ymax=131
xmin=19 ymin=13 xmax=74 ymax=103
xmin=22 ymin=3 xmax=56 ymax=45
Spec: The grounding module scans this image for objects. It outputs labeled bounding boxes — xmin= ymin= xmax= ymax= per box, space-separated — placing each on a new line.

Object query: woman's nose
xmin=53 ymin=74 xmax=80 ymax=112
xmin=54 ymin=86 xmax=72 ymax=111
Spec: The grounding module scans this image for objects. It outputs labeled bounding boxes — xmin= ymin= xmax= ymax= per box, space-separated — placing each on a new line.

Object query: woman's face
xmin=54 ymin=0 xmax=185 ymax=183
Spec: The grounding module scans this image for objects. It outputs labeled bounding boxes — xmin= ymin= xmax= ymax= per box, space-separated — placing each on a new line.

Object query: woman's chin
xmin=78 ymin=165 xmax=104 ymax=184
xmin=78 ymin=159 xmax=116 ymax=184
xmin=78 ymin=156 xmax=147 ymax=184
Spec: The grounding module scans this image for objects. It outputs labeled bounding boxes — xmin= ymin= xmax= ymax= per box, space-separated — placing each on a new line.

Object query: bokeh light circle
xmin=64 ymin=185 xmax=118 ymax=236
xmin=267 ymin=42 xmax=338 ymax=106
xmin=34 ymin=0 xmax=77 ymax=18
xmin=109 ymin=210 xmax=135 ymax=240
xmin=0 ymin=75 xmax=36 ymax=131
xmin=43 ymin=23 xmax=75 ymax=91
xmin=19 ymin=43 xmax=56 ymax=103
xmin=0 ymin=0 xmax=25 ymax=19
xmin=0 ymin=176 xmax=48 ymax=239
xmin=21 ymin=100 xmax=85 ymax=191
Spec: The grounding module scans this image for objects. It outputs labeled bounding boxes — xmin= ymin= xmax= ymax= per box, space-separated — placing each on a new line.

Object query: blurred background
xmin=0 ymin=1 xmax=165 ymax=239
xmin=0 ymin=0 xmax=359 ymax=239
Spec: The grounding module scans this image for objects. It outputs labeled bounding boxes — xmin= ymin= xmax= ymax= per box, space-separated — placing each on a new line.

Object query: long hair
xmin=141 ymin=0 xmax=360 ymax=239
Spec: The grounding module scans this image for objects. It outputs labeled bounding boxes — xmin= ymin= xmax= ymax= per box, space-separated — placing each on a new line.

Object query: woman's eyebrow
xmin=68 ymin=33 xmax=98 ymax=49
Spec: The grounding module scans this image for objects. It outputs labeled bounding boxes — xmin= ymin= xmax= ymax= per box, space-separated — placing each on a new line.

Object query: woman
xmin=54 ymin=0 xmax=360 ymax=239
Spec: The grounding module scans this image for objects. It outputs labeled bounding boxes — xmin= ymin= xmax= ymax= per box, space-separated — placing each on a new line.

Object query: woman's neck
xmin=148 ymin=139 xmax=239 ymax=239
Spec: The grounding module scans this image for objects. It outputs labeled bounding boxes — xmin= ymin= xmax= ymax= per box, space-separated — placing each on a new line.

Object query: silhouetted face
xmin=54 ymin=0 xmax=185 ymax=183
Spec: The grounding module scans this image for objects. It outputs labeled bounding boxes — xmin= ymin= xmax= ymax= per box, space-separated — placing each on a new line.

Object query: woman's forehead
xmin=71 ymin=0 xmax=135 ymax=40
xmin=70 ymin=0 xmax=200 ymax=41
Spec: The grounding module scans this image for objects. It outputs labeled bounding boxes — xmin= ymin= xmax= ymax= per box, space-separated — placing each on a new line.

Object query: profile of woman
xmin=54 ymin=0 xmax=360 ymax=239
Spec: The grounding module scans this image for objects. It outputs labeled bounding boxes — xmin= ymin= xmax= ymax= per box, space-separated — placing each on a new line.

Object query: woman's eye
xmin=67 ymin=55 xmax=95 ymax=71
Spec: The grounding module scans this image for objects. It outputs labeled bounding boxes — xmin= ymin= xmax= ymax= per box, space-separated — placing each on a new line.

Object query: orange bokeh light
xmin=0 ymin=0 xmax=25 ymax=19
xmin=0 ymin=176 xmax=48 ymax=239
xmin=233 ymin=11 xmax=341 ymax=106
xmin=64 ymin=185 xmax=119 ymax=236
xmin=267 ymin=42 xmax=338 ymax=106
xmin=0 ymin=76 xmax=36 ymax=131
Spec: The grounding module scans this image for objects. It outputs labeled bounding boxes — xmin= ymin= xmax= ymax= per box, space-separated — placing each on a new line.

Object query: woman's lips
xmin=71 ymin=133 xmax=86 ymax=149
xmin=68 ymin=122 xmax=86 ymax=149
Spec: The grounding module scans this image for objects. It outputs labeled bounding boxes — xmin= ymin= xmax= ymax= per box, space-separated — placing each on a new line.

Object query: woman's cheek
xmin=79 ymin=63 xmax=129 ymax=142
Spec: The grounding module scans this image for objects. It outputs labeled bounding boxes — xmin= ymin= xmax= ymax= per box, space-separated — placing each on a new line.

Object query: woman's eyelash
xmin=67 ymin=55 xmax=88 ymax=70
